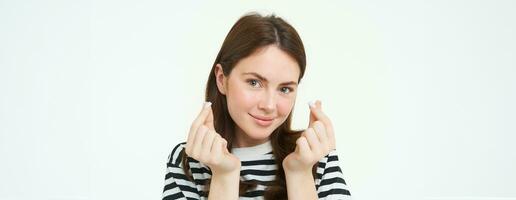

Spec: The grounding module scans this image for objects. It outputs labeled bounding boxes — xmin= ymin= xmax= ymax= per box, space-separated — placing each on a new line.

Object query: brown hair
xmin=180 ymin=12 xmax=316 ymax=200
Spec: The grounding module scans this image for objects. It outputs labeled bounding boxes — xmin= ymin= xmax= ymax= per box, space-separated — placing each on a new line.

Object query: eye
xmin=280 ymin=87 xmax=294 ymax=94
xmin=247 ymin=79 xmax=261 ymax=88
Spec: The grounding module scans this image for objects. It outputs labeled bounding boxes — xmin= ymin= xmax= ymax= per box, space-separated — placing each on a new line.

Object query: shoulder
xmin=166 ymin=142 xmax=187 ymax=167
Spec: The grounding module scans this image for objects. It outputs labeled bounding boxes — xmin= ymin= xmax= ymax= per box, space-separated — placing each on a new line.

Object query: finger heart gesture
xmin=283 ymin=100 xmax=336 ymax=173
xmin=184 ymin=102 xmax=241 ymax=175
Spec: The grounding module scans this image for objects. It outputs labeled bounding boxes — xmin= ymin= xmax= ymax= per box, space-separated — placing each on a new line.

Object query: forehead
xmin=232 ymin=45 xmax=300 ymax=83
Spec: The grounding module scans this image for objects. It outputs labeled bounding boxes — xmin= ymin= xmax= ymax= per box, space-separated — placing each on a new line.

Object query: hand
xmin=185 ymin=102 xmax=241 ymax=175
xmin=283 ymin=100 xmax=336 ymax=173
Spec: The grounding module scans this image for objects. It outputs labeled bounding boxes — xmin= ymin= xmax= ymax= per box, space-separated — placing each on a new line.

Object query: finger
xmin=296 ymin=136 xmax=311 ymax=157
xmin=308 ymin=100 xmax=334 ymax=136
xmin=200 ymin=130 xmax=217 ymax=161
xmin=316 ymin=100 xmax=322 ymax=109
xmin=221 ymin=138 xmax=229 ymax=154
xmin=211 ymin=135 xmax=223 ymax=157
xmin=204 ymin=105 xmax=215 ymax=130
xmin=309 ymin=100 xmax=330 ymax=125
xmin=186 ymin=102 xmax=213 ymax=155
xmin=293 ymin=144 xmax=300 ymax=154
xmin=189 ymin=102 xmax=213 ymax=139
xmin=328 ymin=127 xmax=336 ymax=151
xmin=187 ymin=102 xmax=212 ymax=151
xmin=308 ymin=100 xmax=317 ymax=127
xmin=318 ymin=101 xmax=336 ymax=150
xmin=305 ymin=128 xmax=322 ymax=155
xmin=192 ymin=125 xmax=208 ymax=158
xmin=313 ymin=121 xmax=329 ymax=152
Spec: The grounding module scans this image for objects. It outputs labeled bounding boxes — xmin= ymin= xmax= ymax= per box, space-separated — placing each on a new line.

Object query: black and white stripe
xmin=162 ymin=142 xmax=351 ymax=200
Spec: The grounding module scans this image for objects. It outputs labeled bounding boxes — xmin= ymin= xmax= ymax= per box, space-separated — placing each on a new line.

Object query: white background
xmin=1 ymin=0 xmax=515 ymax=200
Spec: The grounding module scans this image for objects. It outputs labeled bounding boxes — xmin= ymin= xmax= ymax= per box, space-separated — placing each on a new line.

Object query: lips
xmin=249 ymin=114 xmax=275 ymax=126
xmin=250 ymin=114 xmax=274 ymax=121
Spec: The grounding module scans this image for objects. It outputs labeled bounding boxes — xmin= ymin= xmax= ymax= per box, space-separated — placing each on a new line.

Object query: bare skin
xmin=283 ymin=100 xmax=336 ymax=200
xmin=185 ymin=45 xmax=337 ymax=199
xmin=184 ymin=102 xmax=241 ymax=200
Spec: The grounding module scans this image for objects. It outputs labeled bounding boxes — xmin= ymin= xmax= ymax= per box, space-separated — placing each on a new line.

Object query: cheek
xmin=276 ymin=97 xmax=295 ymax=117
xmin=227 ymin=84 xmax=257 ymax=111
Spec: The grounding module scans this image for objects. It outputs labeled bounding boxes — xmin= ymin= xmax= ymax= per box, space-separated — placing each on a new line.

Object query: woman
xmin=162 ymin=13 xmax=351 ymax=200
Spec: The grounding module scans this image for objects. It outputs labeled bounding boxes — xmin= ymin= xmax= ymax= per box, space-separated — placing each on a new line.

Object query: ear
xmin=214 ymin=64 xmax=227 ymax=95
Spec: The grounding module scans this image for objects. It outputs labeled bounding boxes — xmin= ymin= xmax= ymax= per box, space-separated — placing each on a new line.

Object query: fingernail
xmin=204 ymin=101 xmax=212 ymax=108
xmin=308 ymin=100 xmax=316 ymax=108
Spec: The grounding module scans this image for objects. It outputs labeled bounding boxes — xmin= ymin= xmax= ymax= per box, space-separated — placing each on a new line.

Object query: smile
xmin=249 ymin=114 xmax=274 ymax=127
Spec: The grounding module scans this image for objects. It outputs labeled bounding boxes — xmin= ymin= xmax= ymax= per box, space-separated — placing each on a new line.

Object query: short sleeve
xmin=162 ymin=142 xmax=202 ymax=200
xmin=316 ymin=150 xmax=352 ymax=200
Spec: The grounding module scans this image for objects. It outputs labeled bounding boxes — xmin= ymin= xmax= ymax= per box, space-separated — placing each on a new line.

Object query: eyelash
xmin=246 ymin=79 xmax=294 ymax=94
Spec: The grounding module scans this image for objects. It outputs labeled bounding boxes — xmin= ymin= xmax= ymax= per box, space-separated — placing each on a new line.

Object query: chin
xmin=246 ymin=129 xmax=273 ymax=140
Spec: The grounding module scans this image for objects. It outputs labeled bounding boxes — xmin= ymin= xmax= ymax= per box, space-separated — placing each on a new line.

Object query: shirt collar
xmin=231 ymin=140 xmax=272 ymax=160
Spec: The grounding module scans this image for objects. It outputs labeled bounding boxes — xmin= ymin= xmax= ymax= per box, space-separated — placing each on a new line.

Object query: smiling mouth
xmin=249 ymin=114 xmax=274 ymax=126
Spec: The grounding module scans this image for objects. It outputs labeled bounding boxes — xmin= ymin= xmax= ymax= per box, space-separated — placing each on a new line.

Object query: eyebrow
xmin=242 ymin=72 xmax=298 ymax=86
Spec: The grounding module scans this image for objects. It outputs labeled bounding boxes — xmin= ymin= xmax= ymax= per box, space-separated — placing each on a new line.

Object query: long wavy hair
xmin=180 ymin=12 xmax=316 ymax=200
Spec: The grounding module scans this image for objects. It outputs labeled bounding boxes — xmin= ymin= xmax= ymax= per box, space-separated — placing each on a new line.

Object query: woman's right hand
xmin=184 ymin=102 xmax=241 ymax=175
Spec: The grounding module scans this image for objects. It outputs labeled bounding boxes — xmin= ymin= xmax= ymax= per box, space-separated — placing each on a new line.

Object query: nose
xmin=258 ymin=90 xmax=275 ymax=113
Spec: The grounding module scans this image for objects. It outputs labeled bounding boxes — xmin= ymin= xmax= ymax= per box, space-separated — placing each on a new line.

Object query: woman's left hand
xmin=283 ymin=100 xmax=336 ymax=173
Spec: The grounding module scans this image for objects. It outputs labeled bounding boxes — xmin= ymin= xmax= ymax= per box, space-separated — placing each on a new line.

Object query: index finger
xmin=204 ymin=105 xmax=214 ymax=130
xmin=309 ymin=100 xmax=333 ymax=131
xmin=314 ymin=101 xmax=336 ymax=150
xmin=187 ymin=102 xmax=212 ymax=145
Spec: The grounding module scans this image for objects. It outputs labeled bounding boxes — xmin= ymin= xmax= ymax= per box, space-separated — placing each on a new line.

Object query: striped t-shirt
xmin=162 ymin=140 xmax=351 ymax=200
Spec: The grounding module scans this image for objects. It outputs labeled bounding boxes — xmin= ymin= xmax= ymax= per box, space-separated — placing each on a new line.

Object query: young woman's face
xmin=215 ymin=45 xmax=300 ymax=148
